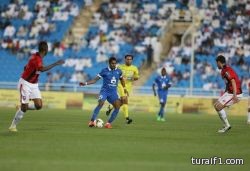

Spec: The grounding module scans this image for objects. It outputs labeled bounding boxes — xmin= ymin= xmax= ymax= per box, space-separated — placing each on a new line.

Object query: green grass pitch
xmin=0 ymin=108 xmax=250 ymax=171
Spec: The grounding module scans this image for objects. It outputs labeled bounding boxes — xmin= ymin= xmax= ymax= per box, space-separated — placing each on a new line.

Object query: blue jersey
xmin=154 ymin=76 xmax=171 ymax=104
xmin=97 ymin=67 xmax=123 ymax=91
xmin=154 ymin=76 xmax=171 ymax=91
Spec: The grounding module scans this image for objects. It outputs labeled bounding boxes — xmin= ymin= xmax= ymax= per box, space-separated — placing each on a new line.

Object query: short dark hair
xmin=38 ymin=41 xmax=48 ymax=53
xmin=124 ymin=54 xmax=133 ymax=60
xmin=109 ymin=57 xmax=117 ymax=64
xmin=216 ymin=55 xmax=226 ymax=64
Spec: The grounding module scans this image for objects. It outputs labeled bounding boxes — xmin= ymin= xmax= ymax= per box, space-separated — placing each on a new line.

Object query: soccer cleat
xmin=104 ymin=123 xmax=112 ymax=129
xmin=106 ymin=105 xmax=113 ymax=116
xmin=9 ymin=126 xmax=17 ymax=132
xmin=247 ymin=121 xmax=250 ymax=125
xmin=88 ymin=121 xmax=96 ymax=127
xmin=218 ymin=125 xmax=231 ymax=133
xmin=126 ymin=118 xmax=133 ymax=124
xmin=157 ymin=116 xmax=161 ymax=121
xmin=160 ymin=118 xmax=166 ymax=122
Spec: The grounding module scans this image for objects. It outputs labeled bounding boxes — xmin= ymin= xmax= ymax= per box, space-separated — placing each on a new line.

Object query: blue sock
xmin=108 ymin=108 xmax=119 ymax=123
xmin=91 ymin=105 xmax=102 ymax=121
xmin=159 ymin=105 xmax=164 ymax=118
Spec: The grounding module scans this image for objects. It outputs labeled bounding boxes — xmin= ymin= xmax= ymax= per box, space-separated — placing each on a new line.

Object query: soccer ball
xmin=95 ymin=118 xmax=104 ymax=128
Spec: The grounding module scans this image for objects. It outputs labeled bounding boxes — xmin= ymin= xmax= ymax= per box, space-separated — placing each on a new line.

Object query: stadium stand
xmin=0 ymin=0 xmax=84 ymax=83
xmin=144 ymin=0 xmax=250 ymax=91
xmin=0 ymin=0 xmax=175 ymax=85
xmin=0 ymin=0 xmax=249 ymax=91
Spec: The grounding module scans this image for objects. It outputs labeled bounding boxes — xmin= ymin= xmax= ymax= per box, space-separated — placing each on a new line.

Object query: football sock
xmin=91 ymin=105 xmax=102 ymax=121
xmin=218 ymin=109 xmax=230 ymax=127
xmin=11 ymin=109 xmax=24 ymax=127
xmin=159 ymin=105 xmax=164 ymax=118
xmin=121 ymin=104 xmax=129 ymax=118
xmin=248 ymin=111 xmax=250 ymax=122
xmin=108 ymin=108 xmax=119 ymax=123
xmin=28 ymin=103 xmax=36 ymax=110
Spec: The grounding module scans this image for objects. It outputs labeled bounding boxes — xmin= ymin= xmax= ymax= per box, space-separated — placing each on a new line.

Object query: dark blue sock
xmin=91 ymin=105 xmax=102 ymax=121
xmin=108 ymin=108 xmax=119 ymax=123
xmin=159 ymin=105 xmax=164 ymax=118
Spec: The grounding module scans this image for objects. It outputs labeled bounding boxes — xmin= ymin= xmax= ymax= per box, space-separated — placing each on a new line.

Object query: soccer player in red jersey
xmin=9 ymin=41 xmax=64 ymax=132
xmin=214 ymin=55 xmax=243 ymax=133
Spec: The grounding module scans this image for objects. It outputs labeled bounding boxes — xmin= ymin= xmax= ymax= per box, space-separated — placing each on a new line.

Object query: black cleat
xmin=126 ymin=118 xmax=133 ymax=124
xmin=106 ymin=105 xmax=113 ymax=116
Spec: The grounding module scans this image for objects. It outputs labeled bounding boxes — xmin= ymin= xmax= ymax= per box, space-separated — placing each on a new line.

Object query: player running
xmin=106 ymin=54 xmax=139 ymax=124
xmin=214 ymin=55 xmax=243 ymax=133
xmin=152 ymin=67 xmax=171 ymax=122
xmin=9 ymin=41 xmax=64 ymax=132
xmin=79 ymin=57 xmax=127 ymax=129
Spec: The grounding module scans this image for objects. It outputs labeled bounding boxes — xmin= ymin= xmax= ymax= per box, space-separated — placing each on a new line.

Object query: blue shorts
xmin=98 ymin=89 xmax=119 ymax=104
xmin=158 ymin=90 xmax=168 ymax=104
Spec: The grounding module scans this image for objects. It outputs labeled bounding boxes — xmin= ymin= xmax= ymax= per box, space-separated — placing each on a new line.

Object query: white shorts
xmin=18 ymin=78 xmax=41 ymax=104
xmin=218 ymin=92 xmax=243 ymax=107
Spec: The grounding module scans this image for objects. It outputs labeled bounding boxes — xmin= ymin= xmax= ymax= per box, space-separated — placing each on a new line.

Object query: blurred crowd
xmin=0 ymin=0 xmax=79 ymax=59
xmin=158 ymin=0 xmax=250 ymax=90
xmin=1 ymin=0 xmax=249 ymax=90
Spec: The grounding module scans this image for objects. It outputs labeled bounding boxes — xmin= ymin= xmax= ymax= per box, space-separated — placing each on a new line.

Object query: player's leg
xmin=248 ymin=107 xmax=250 ymax=124
xmin=9 ymin=81 xmax=30 ymax=132
xmin=158 ymin=102 xmax=166 ymax=121
xmin=9 ymin=103 xmax=28 ymax=132
xmin=247 ymin=98 xmax=250 ymax=124
xmin=120 ymin=85 xmax=132 ymax=124
xmin=28 ymin=99 xmax=42 ymax=110
xmin=160 ymin=93 xmax=168 ymax=121
xmin=157 ymin=91 xmax=164 ymax=121
xmin=89 ymin=93 xmax=106 ymax=127
xmin=121 ymin=96 xmax=132 ymax=124
xmin=214 ymin=92 xmax=233 ymax=133
xmin=29 ymin=85 xmax=43 ymax=110
xmin=105 ymin=93 xmax=121 ymax=128
xmin=214 ymin=101 xmax=231 ymax=133
xmin=106 ymin=84 xmax=124 ymax=116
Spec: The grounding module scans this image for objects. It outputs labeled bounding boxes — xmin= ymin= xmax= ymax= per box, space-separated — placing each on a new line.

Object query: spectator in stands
xmin=16 ymin=25 xmax=28 ymax=37
xmin=146 ymin=44 xmax=153 ymax=67
xmin=70 ymin=71 xmax=87 ymax=83
xmin=96 ymin=51 xmax=108 ymax=63
xmin=3 ymin=23 xmax=16 ymax=37
xmin=53 ymin=42 xmax=65 ymax=57
xmin=152 ymin=38 xmax=162 ymax=65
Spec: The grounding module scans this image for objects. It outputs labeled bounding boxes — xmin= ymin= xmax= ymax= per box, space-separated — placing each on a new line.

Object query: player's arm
xmin=39 ymin=60 xmax=64 ymax=72
xmin=152 ymin=83 xmax=157 ymax=96
xmin=120 ymin=76 xmax=129 ymax=96
xmin=79 ymin=76 xmax=100 ymax=86
xmin=133 ymin=67 xmax=139 ymax=81
xmin=165 ymin=83 xmax=172 ymax=89
xmin=231 ymin=79 xmax=239 ymax=103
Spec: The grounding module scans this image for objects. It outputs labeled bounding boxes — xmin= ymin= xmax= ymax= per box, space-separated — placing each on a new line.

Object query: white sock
xmin=248 ymin=112 xmax=250 ymax=122
xmin=10 ymin=109 xmax=24 ymax=128
xmin=28 ymin=103 xmax=36 ymax=110
xmin=218 ymin=109 xmax=230 ymax=127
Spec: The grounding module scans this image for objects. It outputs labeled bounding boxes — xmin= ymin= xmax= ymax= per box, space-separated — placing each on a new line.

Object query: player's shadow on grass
xmin=0 ymin=131 xmax=19 ymax=137
xmin=0 ymin=127 xmax=50 ymax=136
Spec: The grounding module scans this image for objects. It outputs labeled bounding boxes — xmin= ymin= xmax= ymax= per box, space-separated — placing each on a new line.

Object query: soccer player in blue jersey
xmin=152 ymin=67 xmax=171 ymax=122
xmin=79 ymin=57 xmax=127 ymax=128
